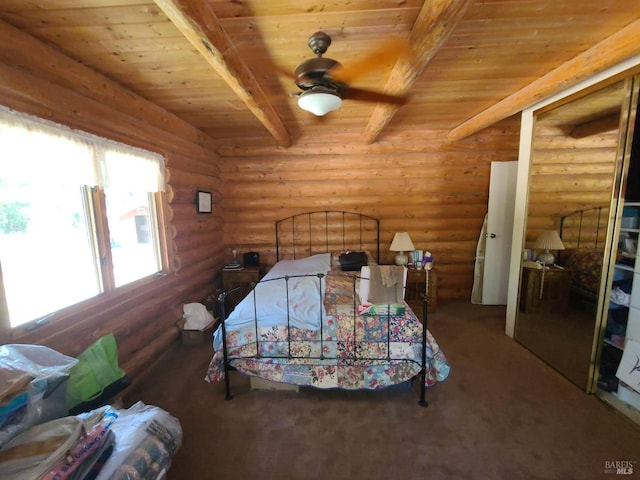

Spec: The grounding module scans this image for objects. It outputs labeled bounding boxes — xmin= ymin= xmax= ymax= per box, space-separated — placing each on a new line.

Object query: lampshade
xmin=534 ymin=230 xmax=565 ymax=265
xmin=297 ymin=87 xmax=342 ymax=116
xmin=390 ymin=232 xmax=415 ymax=266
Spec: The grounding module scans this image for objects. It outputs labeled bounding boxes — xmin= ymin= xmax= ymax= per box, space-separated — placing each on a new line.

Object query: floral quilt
xmin=205 ymin=269 xmax=450 ymax=390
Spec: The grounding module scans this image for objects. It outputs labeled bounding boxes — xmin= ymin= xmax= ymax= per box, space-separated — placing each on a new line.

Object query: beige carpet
xmin=123 ymin=300 xmax=640 ymax=480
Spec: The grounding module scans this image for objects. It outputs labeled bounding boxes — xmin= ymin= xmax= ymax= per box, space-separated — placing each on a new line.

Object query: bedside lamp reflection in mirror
xmin=534 ymin=230 xmax=565 ymax=265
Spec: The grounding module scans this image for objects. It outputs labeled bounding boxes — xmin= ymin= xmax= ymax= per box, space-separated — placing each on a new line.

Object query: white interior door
xmin=482 ymin=161 xmax=518 ymax=305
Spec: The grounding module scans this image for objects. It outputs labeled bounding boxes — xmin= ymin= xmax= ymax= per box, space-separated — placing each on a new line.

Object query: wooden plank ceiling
xmin=0 ymin=0 xmax=639 ymax=153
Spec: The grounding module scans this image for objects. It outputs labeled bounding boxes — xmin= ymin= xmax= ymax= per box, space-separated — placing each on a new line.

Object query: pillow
xmin=359 ymin=266 xmax=408 ymax=304
xmin=265 ymin=253 xmax=331 ymax=280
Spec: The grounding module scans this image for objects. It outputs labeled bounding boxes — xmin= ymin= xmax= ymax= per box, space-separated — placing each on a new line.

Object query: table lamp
xmin=390 ymin=232 xmax=415 ymax=266
xmin=534 ymin=230 xmax=565 ymax=265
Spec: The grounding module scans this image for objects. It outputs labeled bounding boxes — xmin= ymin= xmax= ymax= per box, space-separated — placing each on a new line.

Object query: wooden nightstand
xmin=221 ymin=266 xmax=265 ymax=313
xmin=405 ymin=268 xmax=437 ymax=322
xmin=519 ymin=265 xmax=572 ymax=313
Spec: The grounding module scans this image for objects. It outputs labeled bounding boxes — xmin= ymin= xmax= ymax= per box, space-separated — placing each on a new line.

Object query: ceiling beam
xmin=153 ymin=0 xmax=291 ymax=148
xmin=362 ymin=0 xmax=473 ymax=144
xmin=448 ymin=18 xmax=640 ymax=142
xmin=569 ymin=113 xmax=621 ymax=139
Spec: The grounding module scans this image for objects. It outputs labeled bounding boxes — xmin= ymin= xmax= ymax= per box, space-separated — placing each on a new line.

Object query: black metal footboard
xmin=216 ymin=273 xmax=429 ymax=406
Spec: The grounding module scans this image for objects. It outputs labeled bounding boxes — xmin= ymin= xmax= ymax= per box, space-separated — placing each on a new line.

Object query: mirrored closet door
xmin=514 ymin=73 xmax=639 ymax=399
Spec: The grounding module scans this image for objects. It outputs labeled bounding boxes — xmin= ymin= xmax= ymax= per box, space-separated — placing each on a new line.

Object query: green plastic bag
xmin=66 ymin=333 xmax=126 ymax=410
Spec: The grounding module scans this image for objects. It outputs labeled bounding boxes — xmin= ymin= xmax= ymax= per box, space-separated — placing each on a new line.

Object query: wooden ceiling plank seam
xmin=0 ymin=4 xmax=172 ymax=27
xmin=153 ymin=0 xmax=291 ymax=147
xmin=363 ymin=0 xmax=474 ymax=144
xmin=217 ymin=8 xmax=420 ymax=31
xmin=447 ymin=17 xmax=640 ymax=141
xmin=209 ymin=0 xmax=424 ymax=19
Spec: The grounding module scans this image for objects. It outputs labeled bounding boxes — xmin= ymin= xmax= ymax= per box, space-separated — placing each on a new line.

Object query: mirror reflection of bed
xmin=515 ymin=79 xmax=626 ymax=389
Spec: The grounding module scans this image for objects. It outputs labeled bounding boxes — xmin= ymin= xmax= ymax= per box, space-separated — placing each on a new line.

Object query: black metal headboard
xmin=276 ymin=210 xmax=380 ymax=262
xmin=559 ymin=206 xmax=608 ymax=248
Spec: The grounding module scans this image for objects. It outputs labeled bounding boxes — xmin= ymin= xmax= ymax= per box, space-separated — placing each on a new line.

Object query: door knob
xmin=489 ymin=233 xmax=496 ymax=238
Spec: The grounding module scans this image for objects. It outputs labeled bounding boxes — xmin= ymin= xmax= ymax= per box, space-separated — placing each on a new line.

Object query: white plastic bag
xmin=182 ymin=302 xmax=213 ymax=330
xmin=94 ymin=401 xmax=183 ymax=480
xmin=0 ymin=344 xmax=78 ymax=448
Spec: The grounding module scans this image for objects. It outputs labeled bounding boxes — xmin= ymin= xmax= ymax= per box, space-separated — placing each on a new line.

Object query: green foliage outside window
xmin=0 ymin=202 xmax=29 ymax=234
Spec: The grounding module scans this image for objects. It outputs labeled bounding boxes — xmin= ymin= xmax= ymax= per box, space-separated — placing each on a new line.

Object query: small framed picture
xmin=196 ymin=190 xmax=212 ymax=214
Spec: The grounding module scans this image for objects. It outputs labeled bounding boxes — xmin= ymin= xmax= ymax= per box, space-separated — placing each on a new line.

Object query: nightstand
xmin=405 ymin=268 xmax=437 ymax=322
xmin=519 ymin=265 xmax=572 ymax=313
xmin=221 ymin=266 xmax=265 ymax=313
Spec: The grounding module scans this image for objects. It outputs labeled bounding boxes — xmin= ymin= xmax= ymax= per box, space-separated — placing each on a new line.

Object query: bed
xmin=558 ymin=207 xmax=608 ymax=313
xmin=205 ymin=211 xmax=450 ymax=406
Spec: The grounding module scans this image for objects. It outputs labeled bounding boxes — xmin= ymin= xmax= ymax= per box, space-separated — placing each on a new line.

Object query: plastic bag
xmin=0 ymin=406 xmax=119 ymax=480
xmin=66 ymin=333 xmax=126 ymax=411
xmin=0 ymin=344 xmax=78 ymax=448
xmin=93 ymin=401 xmax=183 ymax=480
xmin=0 ymin=416 xmax=84 ymax=480
xmin=182 ymin=302 xmax=214 ymax=330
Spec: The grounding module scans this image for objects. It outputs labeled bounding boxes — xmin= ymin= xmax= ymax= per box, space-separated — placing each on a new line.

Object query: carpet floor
xmin=123 ymin=300 xmax=640 ymax=480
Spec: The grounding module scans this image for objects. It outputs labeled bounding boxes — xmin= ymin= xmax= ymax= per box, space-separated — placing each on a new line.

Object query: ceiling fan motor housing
xmin=294 ymin=31 xmax=344 ymax=93
xmin=294 ymin=57 xmax=342 ymax=90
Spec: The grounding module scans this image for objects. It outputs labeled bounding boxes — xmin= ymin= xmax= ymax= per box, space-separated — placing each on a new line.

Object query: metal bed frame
xmin=559 ymin=206 xmax=606 ymax=248
xmin=275 ymin=210 xmax=380 ymax=263
xmin=217 ymin=211 xmax=429 ymax=406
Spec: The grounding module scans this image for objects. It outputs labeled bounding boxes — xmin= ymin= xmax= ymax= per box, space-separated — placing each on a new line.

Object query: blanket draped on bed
xmin=205 ymin=269 xmax=450 ymax=390
xmin=367 ymin=264 xmax=405 ymax=304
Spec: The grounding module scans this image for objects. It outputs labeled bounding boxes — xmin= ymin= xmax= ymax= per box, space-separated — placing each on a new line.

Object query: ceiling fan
xmin=280 ymin=31 xmax=411 ymax=116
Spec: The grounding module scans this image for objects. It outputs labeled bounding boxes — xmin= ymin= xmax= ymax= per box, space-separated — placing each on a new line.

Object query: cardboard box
xmin=176 ymin=317 xmax=217 ymax=346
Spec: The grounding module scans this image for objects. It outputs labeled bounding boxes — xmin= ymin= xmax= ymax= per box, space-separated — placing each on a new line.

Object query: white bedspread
xmin=213 ymin=253 xmax=331 ymax=350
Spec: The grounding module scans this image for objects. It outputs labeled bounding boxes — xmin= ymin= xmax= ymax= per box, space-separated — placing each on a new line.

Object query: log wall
xmin=526 ymin=123 xmax=619 ymax=249
xmin=0 ymin=21 xmax=223 ymax=379
xmin=0 ymin=20 xmax=522 ymax=387
xmin=217 ymin=124 xmax=521 ymax=300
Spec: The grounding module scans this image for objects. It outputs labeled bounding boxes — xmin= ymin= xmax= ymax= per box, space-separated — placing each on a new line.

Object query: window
xmin=0 ymin=107 xmax=166 ymax=328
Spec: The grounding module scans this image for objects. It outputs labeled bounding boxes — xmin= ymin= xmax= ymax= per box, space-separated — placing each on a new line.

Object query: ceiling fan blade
xmin=329 ymin=37 xmax=411 ymax=85
xmin=274 ymin=63 xmax=297 ymax=81
xmin=343 ymin=87 xmax=408 ymax=105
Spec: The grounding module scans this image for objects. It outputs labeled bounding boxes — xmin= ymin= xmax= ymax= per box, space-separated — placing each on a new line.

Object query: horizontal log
xmin=171 ymin=185 xmax=224 ymax=205
xmin=117 ymin=308 xmax=183 ymax=361
xmin=216 ymin=130 xmax=520 ymax=157
xmin=528 ymin=147 xmax=620 ymax=164
xmin=529 ymin=175 xmax=615 ymax=193
xmin=219 ymin=151 xmax=515 ymax=174
xmin=165 ymin=168 xmax=221 ymax=192
xmin=530 ymin=162 xmax=617 ymax=176
xmin=173 ymin=219 xmax=225 ymax=241
xmin=220 ymin=203 xmax=489 ymax=223
xmin=223 ymin=165 xmax=492 ymax=185
xmin=121 ymin=327 xmax=180 ymax=380
xmin=533 ymin=135 xmax=619 ymax=150
xmin=528 ymin=191 xmax=612 ymax=205
xmin=166 ymin=152 xmax=221 ymax=178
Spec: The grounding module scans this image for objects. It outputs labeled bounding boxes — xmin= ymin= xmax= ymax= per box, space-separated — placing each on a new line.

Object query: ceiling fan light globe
xmin=298 ymin=90 xmax=342 ymax=116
